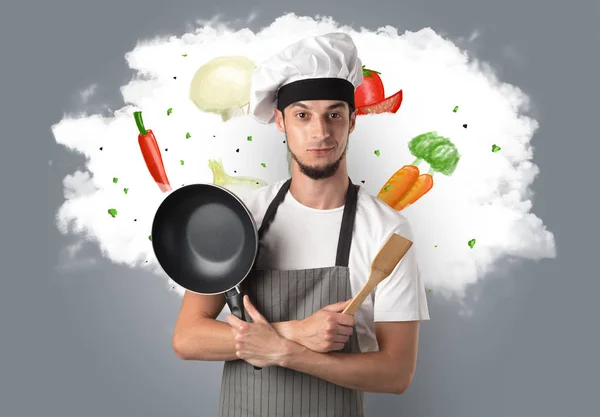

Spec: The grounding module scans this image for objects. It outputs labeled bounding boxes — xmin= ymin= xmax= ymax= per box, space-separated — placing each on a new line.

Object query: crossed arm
xmin=278 ymin=319 xmax=419 ymax=394
xmin=172 ymin=292 xmax=421 ymax=394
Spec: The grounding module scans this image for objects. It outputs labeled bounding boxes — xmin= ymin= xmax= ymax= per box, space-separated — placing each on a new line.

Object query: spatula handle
xmin=343 ymin=281 xmax=377 ymax=315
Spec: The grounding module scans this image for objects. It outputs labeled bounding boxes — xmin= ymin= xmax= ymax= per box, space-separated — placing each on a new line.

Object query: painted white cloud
xmin=78 ymin=83 xmax=97 ymax=103
xmin=51 ymin=13 xmax=555 ymax=299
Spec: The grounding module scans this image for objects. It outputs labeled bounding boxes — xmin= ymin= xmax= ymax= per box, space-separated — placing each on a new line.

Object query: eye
xmin=330 ymin=113 xmax=341 ymax=119
xmin=295 ymin=112 xmax=307 ymax=119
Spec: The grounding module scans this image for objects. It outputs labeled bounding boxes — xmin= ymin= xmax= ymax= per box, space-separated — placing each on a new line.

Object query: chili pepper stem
xmin=134 ymin=111 xmax=148 ymax=135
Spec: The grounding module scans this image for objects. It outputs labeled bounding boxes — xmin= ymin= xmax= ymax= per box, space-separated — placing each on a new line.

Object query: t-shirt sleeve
xmin=373 ymin=219 xmax=430 ymax=322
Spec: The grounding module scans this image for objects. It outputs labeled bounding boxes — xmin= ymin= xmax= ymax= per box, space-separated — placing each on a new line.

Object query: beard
xmin=286 ymin=133 xmax=348 ymax=180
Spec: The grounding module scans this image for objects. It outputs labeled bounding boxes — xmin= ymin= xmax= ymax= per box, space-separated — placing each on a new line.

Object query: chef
xmin=171 ymin=32 xmax=430 ymax=417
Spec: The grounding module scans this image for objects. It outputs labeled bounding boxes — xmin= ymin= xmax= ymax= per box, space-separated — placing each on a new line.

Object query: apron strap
xmin=257 ymin=177 xmax=359 ymax=268
xmin=335 ymin=179 xmax=358 ymax=268
xmin=257 ymin=178 xmax=292 ymax=239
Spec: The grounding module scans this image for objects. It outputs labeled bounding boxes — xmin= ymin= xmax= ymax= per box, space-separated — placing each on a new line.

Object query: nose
xmin=311 ymin=117 xmax=330 ymax=140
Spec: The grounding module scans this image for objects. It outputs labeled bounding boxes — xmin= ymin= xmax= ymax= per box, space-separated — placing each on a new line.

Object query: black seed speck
xmin=145 ymin=260 xmax=148 ymax=263
xmin=361 ymin=180 xmax=365 ymax=183
xmin=283 ymin=141 xmax=286 ymax=144
xmin=463 ymin=124 xmax=467 ymax=128
xmin=234 ymin=170 xmax=237 ymax=173
xmin=236 ymin=148 xmax=239 ymax=152
xmin=99 ymin=147 xmax=103 ymax=151
xmin=134 ymin=219 xmax=137 ymax=222
xmin=165 ymin=148 xmax=168 ymax=151
xmin=173 ymin=76 xmax=177 ymax=79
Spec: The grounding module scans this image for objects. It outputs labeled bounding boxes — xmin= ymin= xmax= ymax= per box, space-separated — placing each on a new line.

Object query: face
xmin=274 ymin=100 xmax=356 ymax=180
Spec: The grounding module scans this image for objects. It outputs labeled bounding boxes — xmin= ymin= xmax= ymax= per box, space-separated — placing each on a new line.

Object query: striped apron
xmin=218 ymin=177 xmax=365 ymax=417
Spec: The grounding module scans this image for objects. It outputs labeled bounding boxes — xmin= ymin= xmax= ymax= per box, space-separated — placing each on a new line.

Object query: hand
xmin=225 ymin=295 xmax=293 ymax=368
xmin=296 ymin=300 xmax=356 ymax=353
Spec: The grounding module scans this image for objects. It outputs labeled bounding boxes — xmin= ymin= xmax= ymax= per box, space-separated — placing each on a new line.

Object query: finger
xmin=322 ymin=299 xmax=351 ymax=312
xmin=331 ymin=342 xmax=345 ymax=351
xmin=333 ymin=333 xmax=351 ymax=343
xmin=225 ymin=313 xmax=244 ymax=329
xmin=243 ymin=295 xmax=267 ymax=323
xmin=335 ymin=325 xmax=354 ymax=337
xmin=333 ymin=313 xmax=355 ymax=327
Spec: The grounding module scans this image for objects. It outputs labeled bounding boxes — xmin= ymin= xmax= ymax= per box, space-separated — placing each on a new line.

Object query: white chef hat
xmin=249 ymin=32 xmax=364 ymax=124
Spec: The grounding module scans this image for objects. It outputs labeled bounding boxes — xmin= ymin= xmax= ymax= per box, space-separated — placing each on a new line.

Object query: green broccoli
xmin=408 ymin=131 xmax=460 ymax=176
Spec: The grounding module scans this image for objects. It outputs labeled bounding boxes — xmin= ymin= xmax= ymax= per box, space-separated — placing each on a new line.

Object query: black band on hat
xmin=276 ymin=78 xmax=355 ymax=112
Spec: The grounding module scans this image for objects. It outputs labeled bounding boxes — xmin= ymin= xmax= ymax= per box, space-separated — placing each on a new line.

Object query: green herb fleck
xmin=167 ymin=108 xmax=173 ymax=116
xmin=383 ymin=184 xmax=391 ymax=191
xmin=247 ymin=135 xmax=253 ymax=141
xmin=182 ymin=53 xmax=187 ymax=57
xmin=374 ymin=150 xmax=381 ymax=157
xmin=185 ymin=132 xmax=191 ymax=139
xmin=260 ymin=162 xmax=266 ymax=168
xmin=427 ymin=289 xmax=432 ymax=293
xmin=123 ymin=188 xmax=129 ymax=194
xmin=492 ymin=144 xmax=501 ymax=153
xmin=112 ymin=177 xmax=118 ymax=184
xmin=453 ymin=105 xmax=459 ymax=113
xmin=434 ymin=244 xmax=438 ymax=248
xmin=180 ymin=160 xmax=185 ymax=166
xmin=108 ymin=208 xmax=117 ymax=218
xmin=468 ymin=238 xmax=476 ymax=248
xmin=148 ymin=235 xmax=152 ymax=241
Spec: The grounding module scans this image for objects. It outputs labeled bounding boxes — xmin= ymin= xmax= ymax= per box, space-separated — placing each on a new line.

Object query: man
xmin=171 ymin=32 xmax=430 ymax=417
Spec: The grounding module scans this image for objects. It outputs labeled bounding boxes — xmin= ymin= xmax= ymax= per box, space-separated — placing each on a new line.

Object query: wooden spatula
xmin=342 ymin=233 xmax=413 ymax=315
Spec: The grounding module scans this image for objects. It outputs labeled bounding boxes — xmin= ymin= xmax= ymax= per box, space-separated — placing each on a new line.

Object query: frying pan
xmin=151 ymin=183 xmax=258 ymax=323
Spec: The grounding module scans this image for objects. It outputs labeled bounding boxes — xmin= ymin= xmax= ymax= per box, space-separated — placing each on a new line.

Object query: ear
xmin=274 ymin=109 xmax=285 ymax=133
xmin=348 ymin=110 xmax=357 ymax=134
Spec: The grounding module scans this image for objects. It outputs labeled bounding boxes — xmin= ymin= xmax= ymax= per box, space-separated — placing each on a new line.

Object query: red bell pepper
xmin=134 ymin=111 xmax=172 ymax=192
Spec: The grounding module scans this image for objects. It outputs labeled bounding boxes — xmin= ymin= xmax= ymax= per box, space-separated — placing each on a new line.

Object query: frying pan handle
xmin=225 ymin=288 xmax=262 ymax=371
xmin=225 ymin=290 xmax=246 ymax=321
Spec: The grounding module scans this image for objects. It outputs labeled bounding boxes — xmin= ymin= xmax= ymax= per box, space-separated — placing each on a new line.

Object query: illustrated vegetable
xmin=189 ymin=56 xmax=256 ymax=122
xmin=357 ymin=90 xmax=403 ymax=115
xmin=378 ymin=165 xmax=433 ymax=211
xmin=409 ymin=131 xmax=460 ymax=175
xmin=133 ymin=111 xmax=172 ymax=193
xmin=355 ymin=66 xmax=385 ymax=108
xmin=208 ymin=159 xmax=267 ymax=197
xmin=354 ymin=64 xmax=403 ymax=115
xmin=377 ymin=131 xmax=460 ymax=211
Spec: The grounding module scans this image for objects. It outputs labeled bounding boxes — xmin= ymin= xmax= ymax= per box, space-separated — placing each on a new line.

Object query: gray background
xmin=1 ymin=0 xmax=598 ymax=416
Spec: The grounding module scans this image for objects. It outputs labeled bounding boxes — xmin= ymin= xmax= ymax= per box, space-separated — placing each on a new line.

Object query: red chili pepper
xmin=134 ymin=111 xmax=172 ymax=192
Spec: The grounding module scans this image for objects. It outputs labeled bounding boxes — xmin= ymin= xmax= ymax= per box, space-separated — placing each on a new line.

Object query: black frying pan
xmin=151 ymin=183 xmax=258 ymax=322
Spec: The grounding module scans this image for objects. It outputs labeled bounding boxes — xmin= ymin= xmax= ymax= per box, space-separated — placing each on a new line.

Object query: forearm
xmin=280 ymin=344 xmax=409 ymax=394
xmin=173 ymin=318 xmax=300 ymax=361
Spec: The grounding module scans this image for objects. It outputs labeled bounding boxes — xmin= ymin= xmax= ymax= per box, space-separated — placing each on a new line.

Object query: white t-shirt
xmin=239 ymin=179 xmax=430 ymax=353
